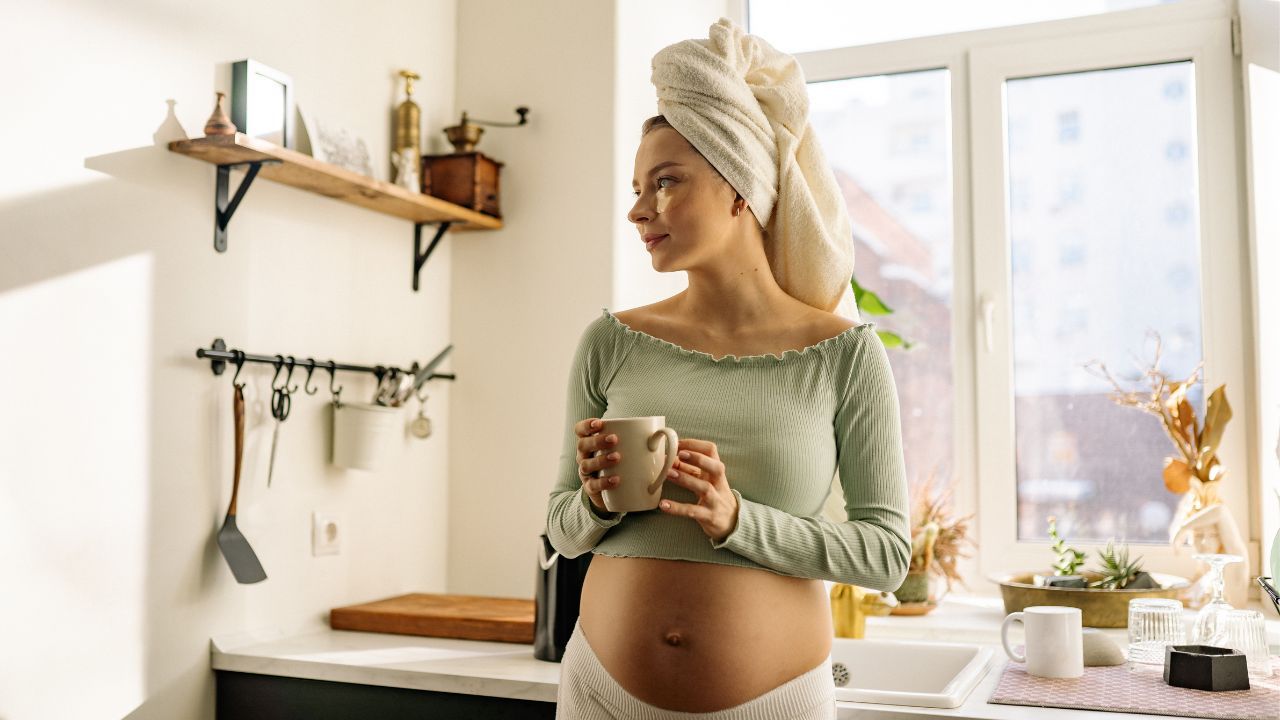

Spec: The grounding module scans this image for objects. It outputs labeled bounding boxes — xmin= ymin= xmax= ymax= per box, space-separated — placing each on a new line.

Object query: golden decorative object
xmin=990 ymin=570 xmax=1190 ymax=628
xmin=444 ymin=111 xmax=484 ymax=153
xmin=831 ymin=583 xmax=898 ymax=638
xmin=394 ymin=70 xmax=421 ymax=153
xmin=204 ymin=91 xmax=236 ymax=136
xmin=443 ymin=107 xmax=529 ymax=153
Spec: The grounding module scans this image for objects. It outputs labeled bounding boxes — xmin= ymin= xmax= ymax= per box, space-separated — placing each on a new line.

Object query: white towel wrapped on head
xmin=650 ymin=16 xmax=859 ymax=322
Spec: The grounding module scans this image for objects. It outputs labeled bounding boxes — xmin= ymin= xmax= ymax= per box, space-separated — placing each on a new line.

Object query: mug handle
xmin=645 ymin=428 xmax=679 ymax=495
xmin=1001 ymin=612 xmax=1026 ymax=662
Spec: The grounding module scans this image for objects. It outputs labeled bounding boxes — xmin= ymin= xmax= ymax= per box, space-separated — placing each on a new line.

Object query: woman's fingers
xmin=580 ymin=450 xmax=620 ymax=478
xmin=575 ymin=418 xmax=603 ymax=437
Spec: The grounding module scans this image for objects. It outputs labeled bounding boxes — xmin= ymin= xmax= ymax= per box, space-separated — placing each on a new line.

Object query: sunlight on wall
xmin=0 ymin=254 xmax=153 ymax=719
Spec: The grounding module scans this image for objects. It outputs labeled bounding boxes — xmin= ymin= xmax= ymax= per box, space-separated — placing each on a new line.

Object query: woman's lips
xmin=645 ymin=234 xmax=668 ymax=250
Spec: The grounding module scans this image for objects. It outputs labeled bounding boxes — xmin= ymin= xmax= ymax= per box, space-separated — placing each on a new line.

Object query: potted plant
xmin=891 ymin=471 xmax=976 ymax=614
xmin=991 ymin=516 xmax=1187 ymax=627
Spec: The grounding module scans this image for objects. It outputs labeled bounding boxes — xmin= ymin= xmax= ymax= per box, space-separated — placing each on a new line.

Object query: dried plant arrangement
xmin=905 ymin=470 xmax=977 ymax=592
xmin=1082 ymin=329 xmax=1232 ymax=513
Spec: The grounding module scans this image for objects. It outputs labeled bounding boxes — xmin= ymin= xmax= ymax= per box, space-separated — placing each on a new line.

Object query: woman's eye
xmin=632 ymin=177 xmax=676 ymax=197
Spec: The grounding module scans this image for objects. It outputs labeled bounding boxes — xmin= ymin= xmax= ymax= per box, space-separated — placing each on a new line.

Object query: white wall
xmin=1239 ymin=0 xmax=1280 ymax=577
xmin=0 ymin=1 xmax=456 ymax=718
xmin=448 ymin=0 xmax=741 ymax=595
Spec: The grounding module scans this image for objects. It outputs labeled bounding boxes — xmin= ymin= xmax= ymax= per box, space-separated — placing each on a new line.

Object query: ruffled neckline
xmin=601 ymin=307 xmax=869 ymax=364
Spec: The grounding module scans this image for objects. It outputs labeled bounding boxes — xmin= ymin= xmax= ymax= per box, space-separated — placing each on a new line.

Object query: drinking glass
xmin=1190 ymin=553 xmax=1244 ymax=644
xmin=1210 ymin=608 xmax=1274 ymax=679
xmin=1127 ymin=598 xmax=1187 ymax=666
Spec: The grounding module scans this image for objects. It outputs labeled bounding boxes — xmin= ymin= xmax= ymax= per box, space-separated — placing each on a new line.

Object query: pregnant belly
xmin=577 ymin=554 xmax=833 ymax=713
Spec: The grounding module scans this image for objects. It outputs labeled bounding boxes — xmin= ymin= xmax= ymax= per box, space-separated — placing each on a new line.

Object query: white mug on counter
xmin=1001 ymin=605 xmax=1084 ymax=678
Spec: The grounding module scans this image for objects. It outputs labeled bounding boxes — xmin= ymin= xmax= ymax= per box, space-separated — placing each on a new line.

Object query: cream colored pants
xmin=555 ymin=618 xmax=838 ymax=719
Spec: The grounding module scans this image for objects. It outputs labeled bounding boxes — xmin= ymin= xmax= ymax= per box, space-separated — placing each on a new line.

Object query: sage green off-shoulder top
xmin=543 ymin=307 xmax=912 ymax=591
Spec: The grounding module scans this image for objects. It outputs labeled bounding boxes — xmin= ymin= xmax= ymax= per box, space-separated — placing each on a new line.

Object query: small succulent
xmin=1048 ymin=515 xmax=1087 ymax=576
xmin=1091 ymin=540 xmax=1146 ymax=590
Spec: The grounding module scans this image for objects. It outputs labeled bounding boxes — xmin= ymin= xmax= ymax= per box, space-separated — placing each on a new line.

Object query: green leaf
xmin=852 ymin=275 xmax=894 ymax=316
xmin=878 ymin=330 xmax=907 ymax=348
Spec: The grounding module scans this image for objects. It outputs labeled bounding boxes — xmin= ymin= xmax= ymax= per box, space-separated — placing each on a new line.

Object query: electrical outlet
xmin=312 ymin=512 xmax=343 ymax=556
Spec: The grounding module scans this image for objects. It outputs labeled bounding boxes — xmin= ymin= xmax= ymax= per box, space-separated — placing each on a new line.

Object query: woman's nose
xmin=628 ymin=196 xmax=652 ymax=224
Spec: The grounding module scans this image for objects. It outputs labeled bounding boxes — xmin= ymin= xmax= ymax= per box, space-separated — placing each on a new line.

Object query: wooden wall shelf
xmin=168 ymin=133 xmax=503 ymax=291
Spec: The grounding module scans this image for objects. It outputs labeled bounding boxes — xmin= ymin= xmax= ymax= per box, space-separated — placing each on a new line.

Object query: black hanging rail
xmin=195 ymin=338 xmax=455 ymax=387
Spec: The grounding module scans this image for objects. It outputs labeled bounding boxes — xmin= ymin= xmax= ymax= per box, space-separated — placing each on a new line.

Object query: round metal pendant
xmin=410 ymin=415 xmax=433 ymax=439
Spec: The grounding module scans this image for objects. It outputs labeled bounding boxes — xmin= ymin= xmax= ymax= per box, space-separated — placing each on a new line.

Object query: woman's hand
xmin=574 ymin=417 xmax=621 ymax=512
xmin=659 ymin=438 xmax=740 ymax=544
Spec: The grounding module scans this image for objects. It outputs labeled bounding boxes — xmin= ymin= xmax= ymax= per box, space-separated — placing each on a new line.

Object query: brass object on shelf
xmin=394 ymin=70 xmax=422 ymax=153
xmin=442 ymin=106 xmax=528 ymax=153
xmin=392 ymin=70 xmax=423 ymax=190
xmin=990 ymin=570 xmax=1190 ymax=628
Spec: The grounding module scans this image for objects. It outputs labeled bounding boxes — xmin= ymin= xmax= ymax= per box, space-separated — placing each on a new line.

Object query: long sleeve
xmin=544 ymin=318 xmax=631 ymax=558
xmin=708 ymin=327 xmax=912 ymax=591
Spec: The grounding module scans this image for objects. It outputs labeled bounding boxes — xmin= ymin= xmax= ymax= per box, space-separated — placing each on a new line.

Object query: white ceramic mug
xmin=1001 ymin=606 xmax=1084 ymax=678
xmin=592 ymin=416 xmax=678 ymax=513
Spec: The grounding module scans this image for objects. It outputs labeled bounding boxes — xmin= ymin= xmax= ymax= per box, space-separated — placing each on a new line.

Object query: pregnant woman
xmin=545 ymin=17 xmax=912 ymax=720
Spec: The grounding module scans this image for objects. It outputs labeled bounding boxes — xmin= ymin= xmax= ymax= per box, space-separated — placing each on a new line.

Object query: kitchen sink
xmin=829 ymin=636 xmax=994 ymax=708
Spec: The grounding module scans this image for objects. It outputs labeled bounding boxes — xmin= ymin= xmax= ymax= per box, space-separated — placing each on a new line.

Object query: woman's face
xmin=627 ymin=126 xmax=740 ymax=268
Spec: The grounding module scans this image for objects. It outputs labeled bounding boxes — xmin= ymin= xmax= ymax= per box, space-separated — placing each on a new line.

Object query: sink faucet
xmin=830 ymin=582 xmax=899 ymax=638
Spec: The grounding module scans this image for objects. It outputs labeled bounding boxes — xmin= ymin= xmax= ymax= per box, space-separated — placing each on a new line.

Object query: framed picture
xmin=231 ymin=59 xmax=295 ymax=149
xmin=299 ymin=107 xmax=375 ymax=179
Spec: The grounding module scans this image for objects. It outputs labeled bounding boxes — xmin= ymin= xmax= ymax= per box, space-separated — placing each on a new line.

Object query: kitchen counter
xmin=211 ymin=593 xmax=1280 ymax=720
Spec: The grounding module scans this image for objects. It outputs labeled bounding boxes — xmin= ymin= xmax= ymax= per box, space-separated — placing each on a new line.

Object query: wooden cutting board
xmin=329 ymin=593 xmax=536 ymax=644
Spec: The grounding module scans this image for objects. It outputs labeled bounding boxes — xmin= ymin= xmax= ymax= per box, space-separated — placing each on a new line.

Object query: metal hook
xmin=271 ymin=354 xmax=286 ymax=391
xmin=284 ymin=356 xmax=300 ymax=393
xmin=327 ymin=360 xmax=343 ymax=403
xmin=303 ymin=358 xmax=319 ymax=395
xmin=231 ymin=350 xmax=246 ymax=388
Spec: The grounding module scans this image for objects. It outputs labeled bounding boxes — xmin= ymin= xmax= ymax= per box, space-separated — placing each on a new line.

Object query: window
xmin=751 ymin=0 xmax=1250 ymax=583
xmin=806 ymin=69 xmax=957 ymax=498
xmin=1007 ymin=61 xmax=1203 ymax=544
xmin=747 ymin=0 xmax=1188 ymax=53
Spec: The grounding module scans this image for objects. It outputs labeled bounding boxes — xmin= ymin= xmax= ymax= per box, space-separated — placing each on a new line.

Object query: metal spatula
xmin=217 ymin=382 xmax=267 ymax=584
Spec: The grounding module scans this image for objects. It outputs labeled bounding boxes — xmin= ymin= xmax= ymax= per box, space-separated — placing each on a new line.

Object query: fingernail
xmin=608 ymin=453 xmax=619 ymax=460
xmin=608 ymin=434 xmax=618 ymax=442
xmin=591 ymin=420 xmax=601 ymax=428
xmin=678 ymin=451 xmax=689 ymax=459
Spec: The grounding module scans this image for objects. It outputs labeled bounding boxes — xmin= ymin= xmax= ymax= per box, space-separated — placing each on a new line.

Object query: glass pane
xmin=1007 ymin=61 xmax=1202 ymax=544
xmin=807 ymin=70 xmax=955 ymax=493
xmin=748 ymin=0 xmax=1184 ymax=53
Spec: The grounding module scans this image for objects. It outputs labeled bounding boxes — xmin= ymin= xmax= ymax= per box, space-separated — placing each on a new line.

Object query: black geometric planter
xmin=1163 ymin=645 xmax=1251 ymax=691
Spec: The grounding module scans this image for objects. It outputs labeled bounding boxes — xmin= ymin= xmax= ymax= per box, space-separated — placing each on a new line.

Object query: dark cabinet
xmin=216 ymin=670 xmax=556 ymax=720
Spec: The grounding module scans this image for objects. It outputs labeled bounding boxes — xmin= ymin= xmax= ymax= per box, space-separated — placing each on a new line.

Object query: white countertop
xmin=210 ymin=593 xmax=1280 ymax=720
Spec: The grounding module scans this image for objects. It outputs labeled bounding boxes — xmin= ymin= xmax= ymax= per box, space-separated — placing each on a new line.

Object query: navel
xmin=663 ymin=630 xmax=684 ymax=647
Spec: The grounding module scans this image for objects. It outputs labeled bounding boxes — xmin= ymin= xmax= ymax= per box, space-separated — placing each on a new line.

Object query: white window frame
xmin=750 ymin=0 xmax=1259 ymax=595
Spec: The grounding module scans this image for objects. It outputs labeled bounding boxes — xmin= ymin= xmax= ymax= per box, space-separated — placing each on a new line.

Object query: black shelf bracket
xmin=214 ymin=159 xmax=282 ymax=253
xmin=413 ymin=221 xmax=452 ymax=292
